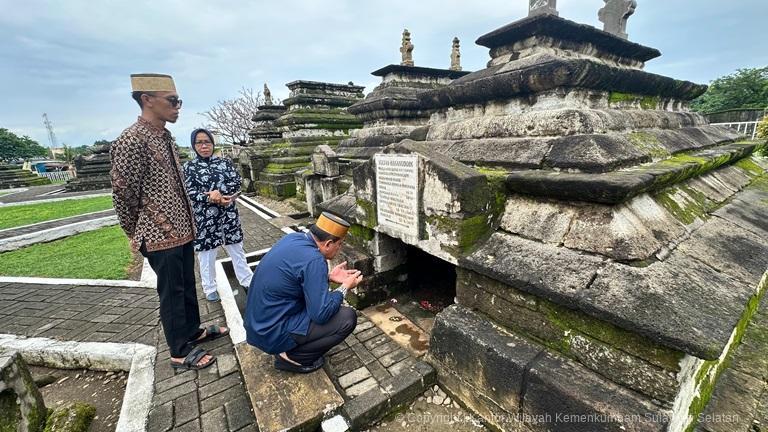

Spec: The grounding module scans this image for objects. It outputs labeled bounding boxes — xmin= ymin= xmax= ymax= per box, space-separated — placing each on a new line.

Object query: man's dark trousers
xmin=141 ymin=241 xmax=200 ymax=358
xmin=288 ymin=306 xmax=357 ymax=365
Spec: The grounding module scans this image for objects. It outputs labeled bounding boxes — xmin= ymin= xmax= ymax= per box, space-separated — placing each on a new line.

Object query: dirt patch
xmin=30 ymin=366 xmax=127 ymax=432
xmin=368 ymin=385 xmax=488 ymax=432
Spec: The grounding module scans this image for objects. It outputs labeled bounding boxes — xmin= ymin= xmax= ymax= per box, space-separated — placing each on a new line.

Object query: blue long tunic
xmin=244 ymin=232 xmax=343 ymax=354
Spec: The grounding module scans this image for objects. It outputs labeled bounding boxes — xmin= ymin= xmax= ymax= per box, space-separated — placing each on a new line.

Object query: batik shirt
xmin=110 ymin=117 xmax=195 ymax=252
xmin=183 ymin=155 xmax=244 ymax=252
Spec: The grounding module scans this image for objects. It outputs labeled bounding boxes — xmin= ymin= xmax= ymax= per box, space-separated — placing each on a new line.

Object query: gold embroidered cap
xmin=130 ymin=73 xmax=176 ymax=92
xmin=315 ymin=212 xmax=350 ymax=238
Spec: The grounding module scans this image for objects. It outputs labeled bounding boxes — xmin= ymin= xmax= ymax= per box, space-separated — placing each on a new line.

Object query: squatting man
xmin=245 ymin=212 xmax=363 ymax=373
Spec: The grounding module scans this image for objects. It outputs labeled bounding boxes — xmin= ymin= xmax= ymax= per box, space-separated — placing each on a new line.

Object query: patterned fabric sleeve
xmin=110 ymin=134 xmax=143 ymax=238
xmin=183 ymin=160 xmax=210 ymax=203
xmin=223 ymin=158 xmax=242 ymax=194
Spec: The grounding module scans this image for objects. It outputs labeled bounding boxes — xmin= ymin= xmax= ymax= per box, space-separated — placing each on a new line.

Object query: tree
xmin=691 ymin=67 xmax=768 ymax=113
xmin=0 ymin=128 xmax=48 ymax=162
xmin=200 ymin=87 xmax=264 ymax=145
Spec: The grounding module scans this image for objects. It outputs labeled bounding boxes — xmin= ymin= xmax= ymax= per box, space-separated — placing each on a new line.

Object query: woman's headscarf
xmin=190 ymin=128 xmax=216 ymax=159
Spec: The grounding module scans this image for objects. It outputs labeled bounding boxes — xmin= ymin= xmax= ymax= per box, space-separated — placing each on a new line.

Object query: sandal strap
xmin=206 ymin=325 xmax=223 ymax=337
xmin=184 ymin=347 xmax=208 ymax=366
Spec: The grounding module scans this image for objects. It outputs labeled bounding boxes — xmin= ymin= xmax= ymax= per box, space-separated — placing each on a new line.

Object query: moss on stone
xmin=653 ymin=182 xmax=717 ymax=225
xmin=684 ymin=277 xmax=767 ymax=431
xmin=356 ymin=199 xmax=377 ymax=228
xmin=43 ymin=402 xmax=95 ymax=432
xmin=628 ymin=132 xmax=670 ymax=160
xmin=608 ymin=92 xmax=660 ymax=109
xmin=541 ymin=302 xmax=684 ymax=371
xmin=348 ymin=224 xmax=375 ymax=245
xmin=734 ymin=157 xmax=765 ymax=178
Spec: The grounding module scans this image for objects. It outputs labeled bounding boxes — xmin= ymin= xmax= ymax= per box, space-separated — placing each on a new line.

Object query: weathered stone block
xmin=500 ymin=195 xmax=577 ymax=244
xmin=0 ymin=352 xmax=47 ymax=432
xmin=312 ymin=145 xmax=340 ymax=177
xmin=44 ymin=402 xmax=96 ymax=432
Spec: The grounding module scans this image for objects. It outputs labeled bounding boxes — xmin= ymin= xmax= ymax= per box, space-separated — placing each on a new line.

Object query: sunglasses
xmin=148 ymin=94 xmax=183 ymax=108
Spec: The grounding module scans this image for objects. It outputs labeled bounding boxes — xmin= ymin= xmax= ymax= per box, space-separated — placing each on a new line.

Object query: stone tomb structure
xmin=238 ymin=101 xmax=287 ymax=193
xmin=302 ymin=64 xmax=471 ymax=216
xmin=0 ymin=164 xmax=51 ymax=189
xmin=247 ymin=80 xmax=363 ymax=199
xmin=319 ymin=12 xmax=768 ymax=432
xmin=65 ymin=142 xmax=113 ymax=192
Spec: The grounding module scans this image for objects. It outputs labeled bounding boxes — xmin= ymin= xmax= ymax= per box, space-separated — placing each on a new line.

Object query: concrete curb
xmin=0 ymin=192 xmax=111 ymax=207
xmin=0 ymin=209 xmax=115 ymax=235
xmin=0 ymin=215 xmax=119 ymax=252
xmin=0 ymin=334 xmax=156 ymax=432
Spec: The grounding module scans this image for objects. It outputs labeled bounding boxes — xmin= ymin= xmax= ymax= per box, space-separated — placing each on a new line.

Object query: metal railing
xmin=37 ymin=171 xmax=75 ymax=183
xmin=710 ymin=121 xmax=760 ymax=140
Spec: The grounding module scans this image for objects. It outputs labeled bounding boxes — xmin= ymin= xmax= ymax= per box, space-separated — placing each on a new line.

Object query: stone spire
xmin=400 ymin=29 xmax=414 ymax=66
xmin=528 ymin=0 xmax=558 ymax=17
xmin=450 ymin=37 xmax=462 ymax=71
xmin=598 ymin=0 xmax=637 ymax=39
xmin=263 ymin=83 xmax=273 ymax=106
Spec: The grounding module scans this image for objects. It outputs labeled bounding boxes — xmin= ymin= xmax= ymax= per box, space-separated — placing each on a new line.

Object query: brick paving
xmin=326 ymin=314 xmax=421 ymax=400
xmin=0 ymin=203 xmax=288 ymax=432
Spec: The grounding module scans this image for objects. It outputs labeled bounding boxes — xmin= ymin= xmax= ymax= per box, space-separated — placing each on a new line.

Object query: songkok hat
xmin=130 ymin=73 xmax=176 ymax=92
xmin=315 ymin=212 xmax=350 ymax=238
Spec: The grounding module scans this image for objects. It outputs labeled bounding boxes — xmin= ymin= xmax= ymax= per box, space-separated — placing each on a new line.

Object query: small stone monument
xmin=599 ymin=0 xmax=637 ymax=39
xmin=450 ymin=37 xmax=461 ymax=71
xmin=263 ymin=83 xmax=273 ymax=106
xmin=0 ymin=352 xmax=47 ymax=432
xmin=65 ymin=142 xmax=113 ymax=192
xmin=528 ymin=0 xmax=558 ymax=17
xmin=400 ymin=29 xmax=414 ymax=66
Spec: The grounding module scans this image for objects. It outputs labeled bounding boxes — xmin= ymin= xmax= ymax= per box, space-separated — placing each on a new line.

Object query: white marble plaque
xmin=375 ymin=154 xmax=419 ymax=238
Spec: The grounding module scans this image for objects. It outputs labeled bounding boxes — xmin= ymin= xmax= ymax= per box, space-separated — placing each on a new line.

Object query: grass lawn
xmin=0 ymin=195 xmax=114 ymax=230
xmin=0 ymin=225 xmax=135 ymax=279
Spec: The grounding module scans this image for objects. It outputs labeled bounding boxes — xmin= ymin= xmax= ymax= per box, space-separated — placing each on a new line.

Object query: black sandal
xmin=273 ymin=354 xmax=324 ymax=374
xmin=192 ymin=325 xmax=230 ymax=345
xmin=171 ymin=347 xmax=216 ymax=370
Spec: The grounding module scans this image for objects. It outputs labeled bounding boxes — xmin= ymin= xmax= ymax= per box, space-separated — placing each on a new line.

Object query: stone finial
xmin=598 ymin=0 xmax=637 ymax=39
xmin=529 ymin=0 xmax=558 ymax=17
xmin=450 ymin=37 xmax=462 ymax=71
xmin=400 ymin=29 xmax=414 ymax=67
xmin=263 ymin=83 xmax=273 ymax=106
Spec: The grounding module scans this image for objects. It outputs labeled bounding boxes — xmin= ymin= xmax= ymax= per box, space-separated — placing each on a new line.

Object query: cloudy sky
xmin=2 ymin=0 xmax=766 ymax=148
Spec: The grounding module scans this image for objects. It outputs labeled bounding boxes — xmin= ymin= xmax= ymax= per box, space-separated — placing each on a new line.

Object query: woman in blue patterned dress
xmin=183 ymin=128 xmax=253 ymax=301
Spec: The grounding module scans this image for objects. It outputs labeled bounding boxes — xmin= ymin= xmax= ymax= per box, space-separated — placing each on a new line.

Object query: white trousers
xmin=197 ymin=242 xmax=253 ymax=295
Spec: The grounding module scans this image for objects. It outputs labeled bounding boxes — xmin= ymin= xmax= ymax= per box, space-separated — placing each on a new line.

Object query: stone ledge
xmin=475 ymin=14 xmax=660 ymax=62
xmin=504 ymin=141 xmax=761 ymax=204
xmin=420 ymin=55 xmax=705 ymax=109
xmin=428 ymin=306 xmax=669 ymax=432
xmin=235 ymin=342 xmax=344 ymax=432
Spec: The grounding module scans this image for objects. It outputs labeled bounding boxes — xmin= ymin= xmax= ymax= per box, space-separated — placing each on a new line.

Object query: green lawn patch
xmin=0 ymin=195 xmax=114 ymax=230
xmin=0 ymin=225 xmax=134 ymax=279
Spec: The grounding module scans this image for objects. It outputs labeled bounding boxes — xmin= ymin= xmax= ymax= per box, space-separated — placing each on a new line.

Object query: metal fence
xmin=37 ymin=171 xmax=75 ymax=183
xmin=710 ymin=121 xmax=760 ymax=140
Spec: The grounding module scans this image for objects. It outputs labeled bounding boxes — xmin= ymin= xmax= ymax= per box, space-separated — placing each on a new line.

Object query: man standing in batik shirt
xmin=110 ymin=73 xmax=228 ymax=370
